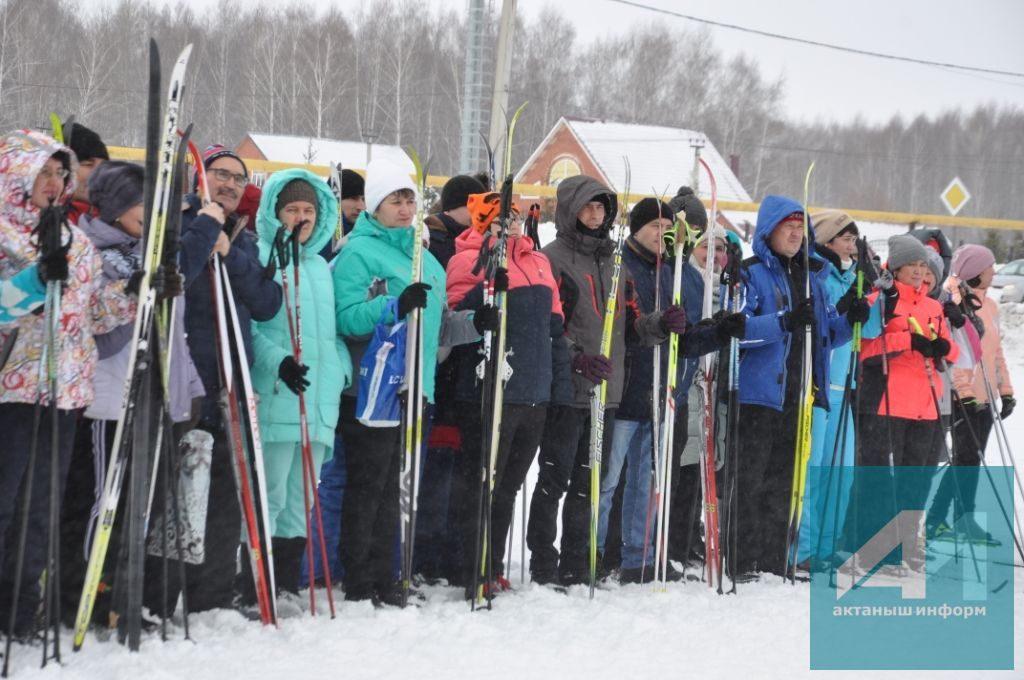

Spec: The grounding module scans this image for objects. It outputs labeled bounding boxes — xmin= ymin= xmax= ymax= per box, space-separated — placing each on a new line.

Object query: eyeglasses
xmin=38 ymin=167 xmax=69 ymax=181
xmin=208 ymin=167 xmax=249 ymax=187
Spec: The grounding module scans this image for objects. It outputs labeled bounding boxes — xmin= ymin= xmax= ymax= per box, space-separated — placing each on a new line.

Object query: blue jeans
xmin=300 ymin=431 xmax=345 ymax=584
xmin=797 ymin=387 xmax=855 ymax=563
xmin=597 ymin=419 xmax=655 ymax=570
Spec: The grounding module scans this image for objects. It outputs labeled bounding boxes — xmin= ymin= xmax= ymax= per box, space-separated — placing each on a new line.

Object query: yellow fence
xmin=107 ymin=146 xmax=1024 ymax=231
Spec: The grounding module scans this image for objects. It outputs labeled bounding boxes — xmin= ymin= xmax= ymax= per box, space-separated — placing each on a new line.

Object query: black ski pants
xmin=735 ymin=403 xmax=798 ymax=576
xmin=929 ymin=403 xmax=993 ymax=524
xmin=0 ymin=403 xmax=78 ymax=635
xmin=526 ymin=404 xmax=616 ymax=579
xmin=339 ymin=396 xmax=402 ymax=599
xmin=457 ymin=402 xmax=546 ymax=586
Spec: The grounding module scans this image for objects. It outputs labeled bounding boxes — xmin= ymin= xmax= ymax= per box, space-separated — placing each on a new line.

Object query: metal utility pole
xmin=488 ymin=0 xmax=517 ymax=178
xmin=458 ymin=0 xmax=492 ymax=174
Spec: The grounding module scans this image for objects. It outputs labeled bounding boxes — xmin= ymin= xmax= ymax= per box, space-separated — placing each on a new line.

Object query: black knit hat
xmin=87 ymin=161 xmax=144 ymax=225
xmin=65 ymin=122 xmax=109 ymax=163
xmin=338 ymin=169 xmax=365 ymax=200
xmin=629 ymin=197 xmax=675 ymax=234
xmin=275 ymin=179 xmax=319 ymax=216
xmin=668 ymin=186 xmax=707 ymax=229
xmin=441 ymin=174 xmax=486 ymax=212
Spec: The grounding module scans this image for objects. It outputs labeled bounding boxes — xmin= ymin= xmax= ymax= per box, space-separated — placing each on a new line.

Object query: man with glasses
xmin=146 ymin=144 xmax=282 ymax=613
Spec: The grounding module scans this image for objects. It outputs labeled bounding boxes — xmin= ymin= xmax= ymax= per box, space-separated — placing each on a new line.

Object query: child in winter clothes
xmin=856 ymin=234 xmax=959 ymax=570
xmin=926 ymin=244 xmax=1012 ymax=546
xmin=0 ymin=130 xmax=136 ymax=636
xmin=251 ymin=169 xmax=351 ymax=593
xmin=332 ymin=159 xmax=494 ymax=605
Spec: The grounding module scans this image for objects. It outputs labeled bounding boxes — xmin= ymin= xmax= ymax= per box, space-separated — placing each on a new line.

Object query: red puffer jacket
xmin=860 ymin=280 xmax=960 ymax=420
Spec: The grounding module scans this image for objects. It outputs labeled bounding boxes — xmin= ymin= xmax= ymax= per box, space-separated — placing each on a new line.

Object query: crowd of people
xmin=0 ymin=120 xmax=1015 ymax=641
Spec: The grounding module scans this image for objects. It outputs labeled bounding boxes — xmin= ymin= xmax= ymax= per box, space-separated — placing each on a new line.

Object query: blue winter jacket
xmin=180 ymin=194 xmax=284 ymax=423
xmin=737 ymin=195 xmax=852 ymax=412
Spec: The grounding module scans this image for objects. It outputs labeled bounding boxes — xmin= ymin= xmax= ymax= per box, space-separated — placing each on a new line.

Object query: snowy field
xmin=6 ymin=312 xmax=1023 ymax=680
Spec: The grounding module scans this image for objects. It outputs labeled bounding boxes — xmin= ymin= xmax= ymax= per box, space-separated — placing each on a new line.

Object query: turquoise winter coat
xmin=251 ymin=168 xmax=351 ymax=446
xmin=333 ymin=211 xmax=447 ymax=404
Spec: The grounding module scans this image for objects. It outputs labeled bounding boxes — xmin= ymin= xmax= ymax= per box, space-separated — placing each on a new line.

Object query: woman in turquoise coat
xmin=252 ymin=168 xmax=351 ymax=593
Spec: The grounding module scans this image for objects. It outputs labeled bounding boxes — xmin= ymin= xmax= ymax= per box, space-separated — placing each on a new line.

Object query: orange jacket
xmin=861 ymin=280 xmax=960 ymax=420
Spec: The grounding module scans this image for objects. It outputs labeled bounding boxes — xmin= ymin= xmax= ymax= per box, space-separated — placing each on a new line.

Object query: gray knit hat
xmin=87 ymin=161 xmax=144 ymax=225
xmin=668 ymin=186 xmax=707 ymax=229
xmin=924 ymin=247 xmax=944 ymax=292
xmin=886 ymin=234 xmax=929 ymax=272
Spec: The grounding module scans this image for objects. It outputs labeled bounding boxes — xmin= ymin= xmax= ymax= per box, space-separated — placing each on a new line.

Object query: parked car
xmin=990 ymin=259 xmax=1024 ymax=303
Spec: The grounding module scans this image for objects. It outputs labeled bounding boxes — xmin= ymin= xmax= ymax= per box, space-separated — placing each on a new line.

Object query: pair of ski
xmin=469 ymin=101 xmax=527 ymax=609
xmin=71 ymin=41 xmax=195 ymax=653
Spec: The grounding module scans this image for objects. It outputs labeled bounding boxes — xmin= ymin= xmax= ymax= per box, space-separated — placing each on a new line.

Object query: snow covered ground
xmin=5 ymin=320 xmax=1022 ymax=679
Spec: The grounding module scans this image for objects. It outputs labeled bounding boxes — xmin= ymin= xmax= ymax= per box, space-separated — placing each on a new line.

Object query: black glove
xmin=715 ymin=312 xmax=746 ymax=342
xmin=659 ymin=305 xmax=687 ymax=334
xmin=943 ymin=301 xmax=966 ymax=329
xmin=959 ymin=397 xmax=984 ymax=414
xmin=931 ymin=336 xmax=951 ymax=359
xmin=999 ymin=395 xmax=1015 ymax=420
xmin=278 ymin=355 xmax=310 ymax=395
xmin=152 ymin=264 xmax=184 ymax=302
xmin=126 ymin=269 xmax=145 ymax=297
xmin=493 ymin=267 xmax=509 ymax=293
xmin=38 ymin=247 xmax=69 ymax=284
xmin=783 ymin=298 xmax=815 ymax=332
xmin=572 ymin=353 xmax=613 ymax=384
xmin=910 ymin=333 xmax=933 ymax=357
xmin=397 ymin=282 xmax=431 ymax=318
xmin=845 ymin=297 xmax=870 ymax=324
xmin=473 ymin=304 xmax=500 ymax=334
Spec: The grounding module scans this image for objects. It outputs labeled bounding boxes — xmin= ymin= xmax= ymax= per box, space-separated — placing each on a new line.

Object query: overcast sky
xmin=128 ymin=0 xmax=1024 ymax=125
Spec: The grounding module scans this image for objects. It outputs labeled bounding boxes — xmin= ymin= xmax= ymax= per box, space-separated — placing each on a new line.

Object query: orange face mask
xmin=468 ymin=192 xmax=520 ymax=234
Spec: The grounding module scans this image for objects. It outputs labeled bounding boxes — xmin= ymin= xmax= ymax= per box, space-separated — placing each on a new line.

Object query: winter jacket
xmin=860 ymin=280 xmax=959 ymax=420
xmin=542 ymin=175 xmax=667 ymax=409
xmin=333 ymin=211 xmax=478 ymax=404
xmin=427 ymin=212 xmax=469 ymax=270
xmin=0 ymin=129 xmax=136 ymax=410
xmin=77 ymin=213 xmax=204 ymax=422
xmin=0 ymin=267 xmax=46 ymax=324
xmin=445 ymin=227 xmax=568 ymax=406
xmin=952 ymin=286 xmax=1011 ymax=404
xmin=179 ymin=193 xmax=283 ymax=423
xmin=251 ymin=169 xmax=351 ymax=446
xmin=737 ymin=195 xmax=852 ymax=412
xmin=617 ymin=237 xmax=721 ymax=421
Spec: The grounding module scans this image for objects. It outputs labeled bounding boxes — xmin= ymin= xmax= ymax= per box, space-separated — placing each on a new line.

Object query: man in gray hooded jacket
xmin=526 ymin=175 xmax=684 ymax=585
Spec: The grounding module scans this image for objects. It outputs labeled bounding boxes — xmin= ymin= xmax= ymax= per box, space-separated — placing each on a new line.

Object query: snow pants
xmin=263 ymin=440 xmax=330 ymax=539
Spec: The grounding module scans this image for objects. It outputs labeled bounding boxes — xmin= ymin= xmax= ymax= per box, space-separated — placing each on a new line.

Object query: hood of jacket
xmin=78 ymin=213 xmax=138 ymax=251
xmin=752 ymin=194 xmax=814 ymax=265
xmin=256 ymin=168 xmax=338 ymax=258
xmin=0 ymin=129 xmax=78 ymax=267
xmin=553 ymin=175 xmax=618 ymax=256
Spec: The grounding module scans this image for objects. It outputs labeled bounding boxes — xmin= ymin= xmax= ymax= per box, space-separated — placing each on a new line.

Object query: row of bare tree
xmin=0 ymin=0 xmax=1020 ymax=220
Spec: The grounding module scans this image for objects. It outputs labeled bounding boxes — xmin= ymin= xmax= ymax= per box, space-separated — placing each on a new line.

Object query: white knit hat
xmin=364 ymin=159 xmax=417 ymax=215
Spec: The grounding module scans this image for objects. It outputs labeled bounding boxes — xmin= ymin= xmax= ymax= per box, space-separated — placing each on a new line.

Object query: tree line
xmin=0 ymin=0 xmax=1021 ymax=225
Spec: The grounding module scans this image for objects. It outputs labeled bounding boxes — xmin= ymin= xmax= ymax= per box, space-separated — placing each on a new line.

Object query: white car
xmin=990 ymin=259 xmax=1024 ymax=303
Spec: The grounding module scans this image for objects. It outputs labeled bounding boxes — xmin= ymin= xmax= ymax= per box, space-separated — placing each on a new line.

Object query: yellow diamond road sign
xmin=940 ymin=177 xmax=971 ymax=216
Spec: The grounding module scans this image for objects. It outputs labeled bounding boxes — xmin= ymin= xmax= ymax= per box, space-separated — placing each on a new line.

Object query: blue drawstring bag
xmin=356 ymin=297 xmax=406 ymax=427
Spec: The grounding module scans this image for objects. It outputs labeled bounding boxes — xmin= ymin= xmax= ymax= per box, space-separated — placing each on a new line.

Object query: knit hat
xmin=628 ymin=197 xmax=675 ymax=235
xmin=924 ymin=247 xmax=944 ymax=292
xmin=338 ymin=169 xmax=365 ymax=200
xmin=812 ymin=209 xmax=858 ymax=245
xmin=65 ymin=122 xmax=109 ymax=162
xmin=365 ymin=159 xmax=416 ymax=215
xmin=467 ymin=192 xmax=520 ymax=234
xmin=951 ymin=244 xmax=996 ymax=282
xmin=202 ymin=144 xmax=248 ymax=176
xmin=886 ymin=234 xmax=929 ymax=272
xmin=441 ymin=174 xmax=486 ymax=212
xmin=87 ymin=161 xmax=144 ymax=225
xmin=668 ymin=186 xmax=707 ymax=228
xmin=275 ymin=178 xmax=319 ymax=216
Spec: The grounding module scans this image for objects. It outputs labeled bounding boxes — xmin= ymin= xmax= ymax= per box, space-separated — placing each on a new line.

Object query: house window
xmin=548 ymin=156 xmax=581 ymax=186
